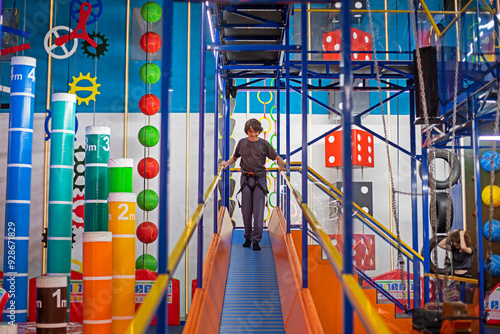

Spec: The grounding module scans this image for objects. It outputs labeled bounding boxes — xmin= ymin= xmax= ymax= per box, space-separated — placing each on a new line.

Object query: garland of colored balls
xmin=136 ymin=1 xmax=162 ymax=273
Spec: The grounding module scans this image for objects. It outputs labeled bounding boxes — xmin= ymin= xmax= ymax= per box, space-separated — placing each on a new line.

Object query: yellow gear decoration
xmin=68 ymin=72 xmax=101 ymax=105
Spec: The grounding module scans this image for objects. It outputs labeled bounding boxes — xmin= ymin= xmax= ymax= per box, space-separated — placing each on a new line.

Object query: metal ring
xmin=264 ymin=205 xmax=271 ymax=222
xmin=268 ymin=191 xmax=276 ymax=208
xmin=270 ymin=134 xmax=277 ymax=151
xmin=270 ymin=105 xmax=277 ymax=122
xmin=270 ymin=162 xmax=277 ymax=179
xmin=259 ymin=116 xmax=272 ymax=134
xmin=257 ymin=91 xmax=273 ymax=105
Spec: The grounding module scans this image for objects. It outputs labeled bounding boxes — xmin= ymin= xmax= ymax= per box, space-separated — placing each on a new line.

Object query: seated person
xmin=438 ymin=229 xmax=474 ymax=278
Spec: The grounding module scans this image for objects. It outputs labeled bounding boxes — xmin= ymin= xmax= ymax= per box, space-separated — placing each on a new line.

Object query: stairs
xmin=290 ymin=230 xmax=412 ymax=334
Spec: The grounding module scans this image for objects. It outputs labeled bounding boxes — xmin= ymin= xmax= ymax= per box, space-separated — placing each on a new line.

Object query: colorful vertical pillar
xmin=84 ymin=126 xmax=110 ymax=232
xmin=108 ymin=193 xmax=136 ymax=333
xmin=2 ymin=56 xmax=36 ymax=323
xmin=82 ymin=231 xmax=112 ymax=333
xmin=108 ymin=158 xmax=134 ymax=193
xmin=46 ymin=93 xmax=77 ymax=321
xmin=35 ymin=276 xmax=67 ymax=334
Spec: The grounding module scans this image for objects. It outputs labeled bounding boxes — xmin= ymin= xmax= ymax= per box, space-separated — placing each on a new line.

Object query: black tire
xmin=418 ymin=149 xmax=461 ymax=189
xmin=421 ymin=235 xmax=453 ymax=275
xmin=435 ymin=192 xmax=453 ymax=233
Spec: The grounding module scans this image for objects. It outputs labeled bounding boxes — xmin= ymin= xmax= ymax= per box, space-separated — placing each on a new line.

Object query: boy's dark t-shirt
xmin=451 ymin=246 xmax=474 ymax=271
xmin=233 ymin=138 xmax=278 ymax=177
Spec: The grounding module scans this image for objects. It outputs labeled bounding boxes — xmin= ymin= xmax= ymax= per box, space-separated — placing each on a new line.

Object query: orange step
xmin=290 ymin=230 xmax=412 ymax=334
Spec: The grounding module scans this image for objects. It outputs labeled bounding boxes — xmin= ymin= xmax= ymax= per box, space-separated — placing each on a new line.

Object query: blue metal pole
xmin=422 ymin=148 xmax=430 ymax=305
xmin=276 ymin=73 xmax=281 ymax=208
xmin=472 ymin=117 xmax=485 ymax=334
xmin=285 ymin=14 xmax=291 ymax=235
xmin=214 ymin=55 xmax=219 ymax=234
xmin=340 ymin=0 xmax=354 ymax=332
xmin=197 ymin=2 xmax=207 ymax=289
xmin=300 ymin=3 xmax=308 ymax=289
xmin=409 ymin=80 xmax=420 ymax=309
xmin=222 ymin=79 xmax=230 ymax=209
xmin=157 ymin=0 xmax=173 ymax=331
xmin=2 ymin=56 xmax=36 ymax=324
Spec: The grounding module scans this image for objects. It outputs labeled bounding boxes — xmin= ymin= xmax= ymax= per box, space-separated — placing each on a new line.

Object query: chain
xmin=406 ymin=0 xmax=442 ymax=305
xmin=443 ymin=0 xmax=462 ymax=298
xmin=367 ymin=0 xmax=407 ymax=305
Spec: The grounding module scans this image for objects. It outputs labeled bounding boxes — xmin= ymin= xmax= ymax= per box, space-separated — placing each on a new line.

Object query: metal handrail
xmin=289 ymin=162 xmax=424 ymax=262
xmin=282 ymin=173 xmax=392 ymax=334
xmin=126 ymin=168 xmax=223 ymax=334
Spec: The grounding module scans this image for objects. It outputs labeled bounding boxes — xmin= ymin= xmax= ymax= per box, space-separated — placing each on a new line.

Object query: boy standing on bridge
xmin=219 ymin=118 xmax=285 ymax=251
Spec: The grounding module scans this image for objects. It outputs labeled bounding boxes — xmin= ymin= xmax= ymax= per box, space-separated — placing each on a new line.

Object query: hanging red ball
xmin=138 ymin=157 xmax=159 ymax=179
xmin=136 ymin=221 xmax=159 ymax=244
xmin=140 ymin=32 xmax=162 ymax=53
xmin=139 ymin=94 xmax=161 ymax=116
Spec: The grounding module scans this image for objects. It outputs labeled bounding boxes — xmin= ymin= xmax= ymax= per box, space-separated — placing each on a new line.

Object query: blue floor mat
xmin=219 ymin=229 xmax=285 ymax=334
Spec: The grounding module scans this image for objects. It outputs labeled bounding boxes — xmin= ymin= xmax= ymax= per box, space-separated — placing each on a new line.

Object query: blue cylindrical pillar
xmin=46 ymin=93 xmax=77 ymax=321
xmin=2 ymin=56 xmax=36 ymax=323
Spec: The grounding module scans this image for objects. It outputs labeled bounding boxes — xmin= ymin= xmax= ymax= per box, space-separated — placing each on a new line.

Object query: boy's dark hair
xmin=244 ymin=118 xmax=263 ymax=134
xmin=450 ymin=229 xmax=471 ymax=247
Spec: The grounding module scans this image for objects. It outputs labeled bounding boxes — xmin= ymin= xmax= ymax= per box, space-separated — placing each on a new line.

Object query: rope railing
xmin=125 ymin=167 xmax=223 ymax=334
xmin=282 ymin=172 xmax=392 ymax=334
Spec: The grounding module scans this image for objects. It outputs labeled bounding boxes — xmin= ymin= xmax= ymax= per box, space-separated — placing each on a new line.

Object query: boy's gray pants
xmin=240 ymin=174 xmax=267 ymax=243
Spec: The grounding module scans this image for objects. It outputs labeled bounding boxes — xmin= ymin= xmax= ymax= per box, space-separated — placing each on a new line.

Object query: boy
xmin=219 ymin=119 xmax=285 ymax=250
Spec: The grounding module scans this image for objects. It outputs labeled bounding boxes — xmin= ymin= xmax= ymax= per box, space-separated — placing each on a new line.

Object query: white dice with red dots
xmin=325 ymin=129 xmax=374 ymax=168
xmin=322 ymin=28 xmax=372 ymax=61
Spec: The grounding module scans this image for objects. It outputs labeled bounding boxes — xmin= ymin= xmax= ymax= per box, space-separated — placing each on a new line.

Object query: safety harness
xmin=236 ymin=172 xmax=268 ymax=207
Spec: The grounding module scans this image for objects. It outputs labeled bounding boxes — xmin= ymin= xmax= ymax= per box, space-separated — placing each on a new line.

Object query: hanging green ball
xmin=141 ymin=1 xmax=162 ymax=23
xmin=135 ymin=253 xmax=158 ymax=272
xmin=137 ymin=189 xmax=159 ymax=211
xmin=139 ymin=63 xmax=161 ymax=84
xmin=138 ymin=125 xmax=160 ymax=147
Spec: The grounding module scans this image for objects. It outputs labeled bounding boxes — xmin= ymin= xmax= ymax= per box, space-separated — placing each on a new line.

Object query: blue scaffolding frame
xmin=155 ymin=0 xmax=500 ymax=333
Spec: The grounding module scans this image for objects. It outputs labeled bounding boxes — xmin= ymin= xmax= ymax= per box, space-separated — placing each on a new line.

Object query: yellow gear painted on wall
xmin=68 ymin=72 xmax=101 ymax=105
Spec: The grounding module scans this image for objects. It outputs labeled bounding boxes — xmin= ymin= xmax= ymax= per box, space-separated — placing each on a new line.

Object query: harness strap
xmin=236 ymin=173 xmax=269 ymax=208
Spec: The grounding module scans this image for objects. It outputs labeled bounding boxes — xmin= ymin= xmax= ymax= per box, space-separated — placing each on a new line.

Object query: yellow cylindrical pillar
xmin=108 ymin=193 xmax=136 ymax=333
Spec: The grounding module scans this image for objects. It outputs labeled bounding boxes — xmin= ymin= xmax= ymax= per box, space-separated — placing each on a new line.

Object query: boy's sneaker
xmin=253 ymin=243 xmax=261 ymax=251
xmin=242 ymin=239 xmax=251 ymax=247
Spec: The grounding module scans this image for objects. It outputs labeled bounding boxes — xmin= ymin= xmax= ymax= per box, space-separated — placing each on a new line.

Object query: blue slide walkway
xmin=219 ymin=229 xmax=285 ymax=333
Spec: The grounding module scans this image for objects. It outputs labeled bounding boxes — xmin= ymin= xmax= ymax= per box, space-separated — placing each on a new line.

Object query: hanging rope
xmin=366 ymin=0 xmax=407 ymax=308
xmin=442 ymin=0 xmax=462 ymax=300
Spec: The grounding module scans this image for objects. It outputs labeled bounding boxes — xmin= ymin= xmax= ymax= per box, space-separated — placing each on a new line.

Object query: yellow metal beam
xmin=418 ymin=0 xmax=442 ymax=37
xmin=438 ymin=0 xmax=474 ymax=38
xmin=303 ymin=165 xmax=423 ymax=262
xmin=282 ymin=175 xmax=392 ymax=334
xmin=126 ymin=168 xmax=222 ymax=334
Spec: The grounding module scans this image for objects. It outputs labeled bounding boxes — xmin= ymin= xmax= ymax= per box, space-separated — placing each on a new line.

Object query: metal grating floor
xmin=219 ymin=229 xmax=285 ymax=334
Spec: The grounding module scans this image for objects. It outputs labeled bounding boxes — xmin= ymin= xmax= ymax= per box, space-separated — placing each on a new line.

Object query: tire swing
xmin=435 ymin=192 xmax=453 ymax=233
xmin=421 ymin=235 xmax=453 ymax=275
xmin=418 ymin=149 xmax=461 ymax=189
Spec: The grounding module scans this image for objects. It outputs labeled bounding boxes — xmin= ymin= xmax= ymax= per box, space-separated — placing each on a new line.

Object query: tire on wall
xmin=435 ymin=192 xmax=453 ymax=234
xmin=419 ymin=149 xmax=461 ymax=189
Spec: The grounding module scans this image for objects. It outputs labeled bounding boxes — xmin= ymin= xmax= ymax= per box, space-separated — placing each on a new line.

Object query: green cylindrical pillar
xmin=46 ymin=93 xmax=76 ymax=321
xmin=108 ymin=158 xmax=133 ymax=193
xmin=84 ymin=126 xmax=110 ymax=232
